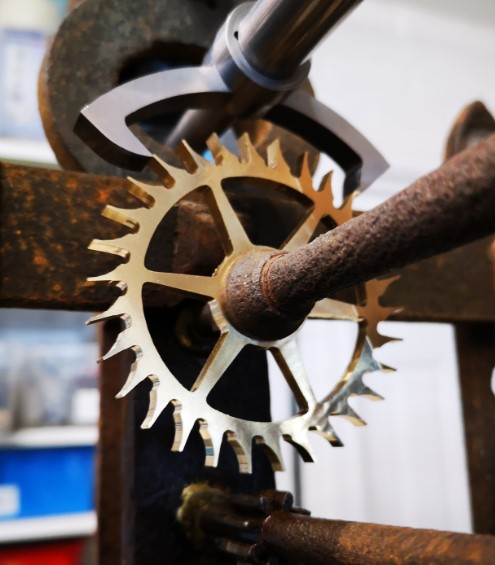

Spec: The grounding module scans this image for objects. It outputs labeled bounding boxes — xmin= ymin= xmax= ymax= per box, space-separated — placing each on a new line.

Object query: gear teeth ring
xmin=89 ymin=134 xmax=400 ymax=473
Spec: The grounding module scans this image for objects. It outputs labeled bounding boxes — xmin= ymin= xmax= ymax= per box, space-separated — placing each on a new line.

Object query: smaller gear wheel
xmin=89 ymin=134 xmax=399 ymax=473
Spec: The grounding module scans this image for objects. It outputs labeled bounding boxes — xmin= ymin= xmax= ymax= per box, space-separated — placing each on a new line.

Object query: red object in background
xmin=0 ymin=539 xmax=84 ymax=565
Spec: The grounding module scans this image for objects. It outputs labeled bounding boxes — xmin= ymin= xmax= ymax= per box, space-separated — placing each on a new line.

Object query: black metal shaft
xmin=166 ymin=0 xmax=362 ymax=149
xmin=223 ymin=133 xmax=495 ymax=339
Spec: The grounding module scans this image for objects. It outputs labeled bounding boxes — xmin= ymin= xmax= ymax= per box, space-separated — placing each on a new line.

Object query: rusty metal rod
xmin=262 ymin=512 xmax=495 ymax=565
xmin=223 ymin=133 xmax=495 ymax=339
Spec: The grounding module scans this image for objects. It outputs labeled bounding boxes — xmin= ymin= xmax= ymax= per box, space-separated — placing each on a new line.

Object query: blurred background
xmin=0 ymin=1 xmax=97 ymax=562
xmin=0 ymin=0 xmax=494 ymax=562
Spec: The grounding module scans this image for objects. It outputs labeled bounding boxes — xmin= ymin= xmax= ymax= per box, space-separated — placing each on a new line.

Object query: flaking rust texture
xmin=1 ymin=155 xmax=494 ymax=321
xmin=265 ymin=133 xmax=495 ymax=319
xmin=0 ymin=161 xmax=135 ymax=310
xmin=261 ymin=512 xmax=495 ymax=564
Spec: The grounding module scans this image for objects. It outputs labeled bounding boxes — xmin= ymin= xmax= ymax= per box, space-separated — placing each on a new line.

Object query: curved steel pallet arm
xmin=75 ymin=65 xmax=388 ymax=193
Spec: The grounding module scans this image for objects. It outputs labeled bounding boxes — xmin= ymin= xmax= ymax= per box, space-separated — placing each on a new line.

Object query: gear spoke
xmin=205 ymin=179 xmax=252 ymax=255
xmin=309 ymin=298 xmax=361 ymax=321
xmin=271 ymin=339 xmax=318 ymax=412
xmin=143 ymin=269 xmax=218 ymax=300
xmin=282 ymin=211 xmax=320 ymax=251
xmin=191 ymin=331 xmax=247 ymax=397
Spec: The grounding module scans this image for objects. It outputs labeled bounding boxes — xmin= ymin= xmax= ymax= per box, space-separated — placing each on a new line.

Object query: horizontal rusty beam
xmin=262 ymin=512 xmax=495 ymax=565
xmin=0 ymin=160 xmax=494 ymax=322
xmin=383 ymin=236 xmax=495 ymax=323
xmin=0 ymin=161 xmax=135 ymax=311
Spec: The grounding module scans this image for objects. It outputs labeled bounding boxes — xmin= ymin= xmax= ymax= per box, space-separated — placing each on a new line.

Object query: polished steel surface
xmin=76 ymin=66 xmax=387 ymax=194
xmin=165 ymin=0 xmax=363 ymax=150
xmin=88 ymin=135 xmax=397 ymax=472
xmin=238 ymin=0 xmax=363 ymax=79
xmin=75 ymin=66 xmax=230 ymax=170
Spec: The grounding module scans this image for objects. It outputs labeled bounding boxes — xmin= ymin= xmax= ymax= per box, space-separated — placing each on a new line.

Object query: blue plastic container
xmin=0 ymin=445 xmax=95 ymax=519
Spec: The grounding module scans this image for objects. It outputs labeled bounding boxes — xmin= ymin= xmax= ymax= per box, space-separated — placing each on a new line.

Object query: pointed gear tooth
xmin=227 ymin=431 xmax=253 ymax=474
xmin=360 ymin=385 xmax=384 ymax=401
xmin=87 ymin=312 xmax=106 ymax=325
xmin=284 ymin=432 xmax=316 ymax=463
xmin=338 ymin=403 xmax=367 ymax=427
xmin=319 ymin=171 xmax=355 ymax=225
xmin=238 ymin=133 xmax=264 ymax=166
xmin=340 ymin=190 xmax=356 ymax=216
xmin=199 ymin=420 xmax=223 ymax=468
xmin=171 ymin=402 xmax=196 ymax=452
xmin=206 ymin=134 xmax=238 ymax=166
xmin=116 ymin=354 xmax=147 ymax=398
xmin=335 ymin=197 xmax=355 ymax=225
xmin=364 ymin=277 xmax=399 ymax=305
xmin=115 ymin=378 xmax=136 ymax=399
xmin=126 ymin=178 xmax=158 ymax=207
xmin=318 ymin=171 xmax=333 ymax=195
xmin=372 ymin=333 xmax=400 ymax=348
xmin=101 ymin=205 xmax=140 ymax=231
xmin=87 ymin=302 xmax=128 ymax=325
xmin=176 ymin=140 xmax=211 ymax=172
xmin=87 ymin=264 xmax=127 ymax=284
xmin=102 ymin=330 xmax=135 ymax=360
xmin=205 ymin=133 xmax=223 ymax=162
xmin=141 ymin=376 xmax=172 ymax=428
xmin=382 ymin=306 xmax=399 ymax=320
xmin=311 ymin=420 xmax=343 ymax=447
xmin=87 ymin=273 xmax=125 ymax=286
xmin=86 ymin=274 xmax=109 ymax=285
xmin=149 ymin=155 xmax=189 ymax=188
xmin=266 ymin=139 xmax=291 ymax=177
xmin=88 ymin=239 xmax=130 ymax=260
xmin=297 ymin=152 xmax=313 ymax=192
xmin=255 ymin=435 xmax=285 ymax=472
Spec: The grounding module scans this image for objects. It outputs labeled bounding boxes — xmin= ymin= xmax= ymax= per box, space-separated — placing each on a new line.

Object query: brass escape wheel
xmin=89 ymin=134 xmax=398 ymax=473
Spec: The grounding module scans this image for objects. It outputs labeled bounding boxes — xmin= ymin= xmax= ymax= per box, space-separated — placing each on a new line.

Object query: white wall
xmin=311 ymin=0 xmax=495 ymax=208
xmin=274 ymin=0 xmax=495 ymax=532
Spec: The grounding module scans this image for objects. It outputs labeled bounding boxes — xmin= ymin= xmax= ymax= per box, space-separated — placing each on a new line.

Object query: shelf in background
xmin=0 ymin=512 xmax=96 ymax=543
xmin=0 ymin=426 xmax=98 ymax=448
xmin=0 ymin=137 xmax=58 ymax=167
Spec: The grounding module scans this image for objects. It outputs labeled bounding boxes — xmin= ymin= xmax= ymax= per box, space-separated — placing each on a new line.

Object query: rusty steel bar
xmin=223 ymin=133 xmax=495 ymax=339
xmin=262 ymin=512 xmax=495 ymax=565
xmin=2 ymin=160 xmax=494 ymax=321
